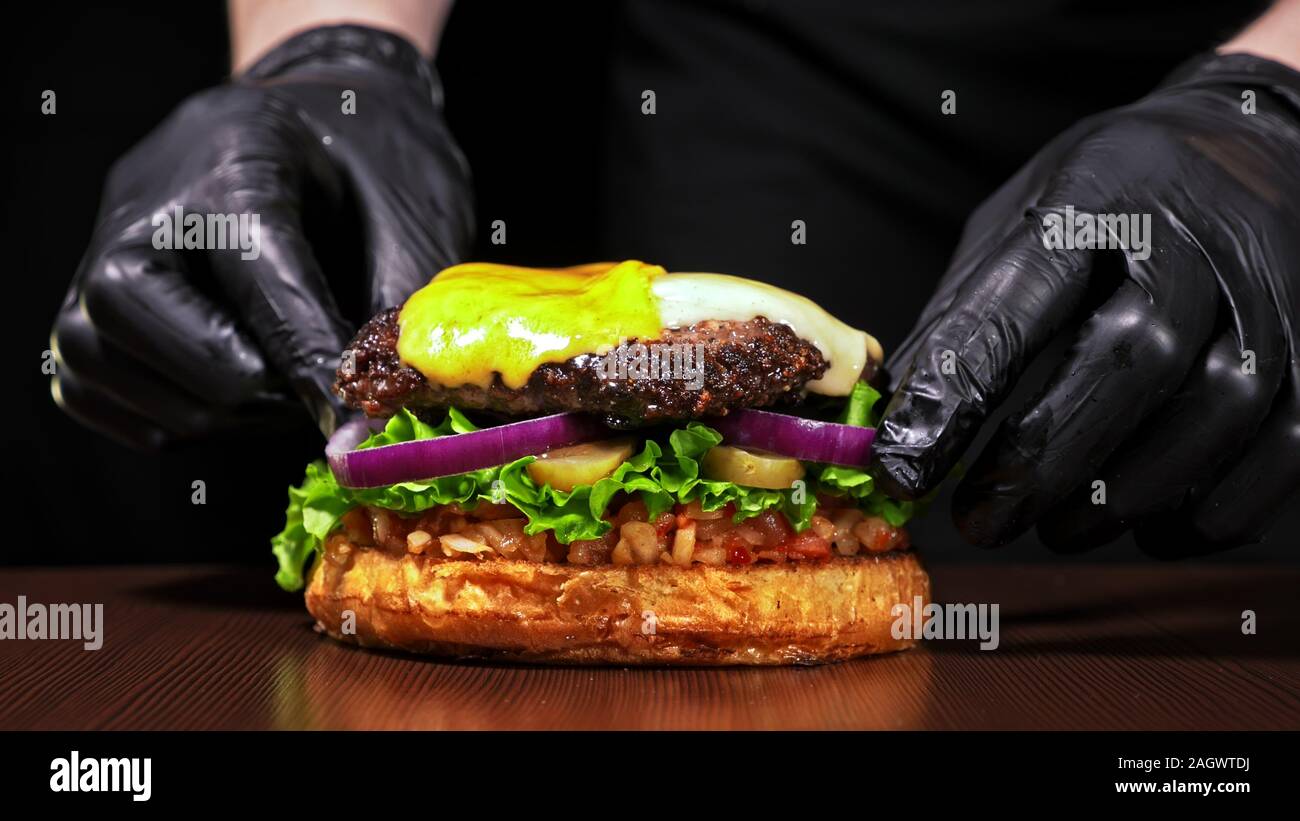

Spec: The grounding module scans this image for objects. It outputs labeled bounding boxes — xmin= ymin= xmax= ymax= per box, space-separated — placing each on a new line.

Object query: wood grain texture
xmin=0 ymin=563 xmax=1296 ymax=730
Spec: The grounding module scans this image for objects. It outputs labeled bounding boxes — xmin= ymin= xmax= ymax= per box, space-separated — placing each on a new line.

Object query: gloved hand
xmin=872 ymin=53 xmax=1300 ymax=556
xmin=51 ymin=24 xmax=474 ymax=448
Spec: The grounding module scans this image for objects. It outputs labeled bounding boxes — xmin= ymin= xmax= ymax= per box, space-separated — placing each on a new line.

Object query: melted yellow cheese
xmin=397 ymin=260 xmax=665 ymax=389
xmin=396 ymin=260 xmax=882 ymax=396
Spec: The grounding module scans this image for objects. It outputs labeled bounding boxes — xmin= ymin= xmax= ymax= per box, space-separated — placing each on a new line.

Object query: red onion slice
xmin=709 ymin=409 xmax=874 ymax=467
xmin=327 ymin=412 xmax=610 ymax=489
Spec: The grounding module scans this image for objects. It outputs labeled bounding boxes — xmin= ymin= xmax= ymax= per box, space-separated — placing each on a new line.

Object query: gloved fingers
xmin=244 ymin=55 xmax=472 ymax=313
xmin=251 ymin=71 xmax=472 ymax=314
xmin=348 ymin=109 xmax=475 ymax=311
xmin=951 ymin=239 xmax=1221 ymax=548
xmin=887 ymin=191 xmax=1036 ymax=386
xmin=884 ymin=311 xmax=946 ymax=396
xmin=888 ymin=118 xmax=1103 ymax=383
xmin=199 ymin=105 xmax=354 ymax=436
xmin=52 ymin=301 xmax=225 ymax=437
xmin=357 ymin=174 xmax=473 ymax=312
xmin=1037 ymin=322 xmax=1288 ymax=552
xmin=206 ymin=214 xmax=351 ymax=437
xmin=73 ymin=239 xmax=275 ymax=406
xmin=52 ymin=301 xmax=306 ymax=440
xmin=871 ymin=217 xmax=1094 ymax=500
xmin=1136 ymin=374 xmax=1300 ymax=556
xmin=50 ymin=368 xmax=169 ymax=451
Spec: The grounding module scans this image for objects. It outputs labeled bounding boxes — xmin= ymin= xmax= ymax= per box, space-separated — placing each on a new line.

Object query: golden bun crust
xmin=305 ymin=546 xmax=930 ymax=665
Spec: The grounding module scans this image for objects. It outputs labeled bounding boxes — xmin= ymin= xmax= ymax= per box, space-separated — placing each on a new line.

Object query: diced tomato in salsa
xmin=784 ymin=532 xmax=832 ymax=560
xmin=723 ymin=533 xmax=756 ymax=565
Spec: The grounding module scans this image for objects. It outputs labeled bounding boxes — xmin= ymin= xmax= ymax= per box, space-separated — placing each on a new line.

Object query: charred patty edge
xmin=334 ymin=308 xmax=850 ymax=426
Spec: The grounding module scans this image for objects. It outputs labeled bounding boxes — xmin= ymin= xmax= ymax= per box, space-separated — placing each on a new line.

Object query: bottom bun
xmin=305 ymin=547 xmax=931 ymax=665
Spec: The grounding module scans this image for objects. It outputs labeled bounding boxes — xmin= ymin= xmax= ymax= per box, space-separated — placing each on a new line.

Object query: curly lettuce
xmin=271 ymin=410 xmax=499 ymax=590
xmin=272 ymin=385 xmax=917 ymax=591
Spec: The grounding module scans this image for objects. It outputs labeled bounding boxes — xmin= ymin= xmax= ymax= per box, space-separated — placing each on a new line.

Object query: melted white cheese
xmin=652 ymin=273 xmax=883 ymax=396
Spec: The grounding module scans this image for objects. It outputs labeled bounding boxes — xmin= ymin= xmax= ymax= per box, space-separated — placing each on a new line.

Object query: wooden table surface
xmin=1 ymin=563 xmax=1296 ymax=730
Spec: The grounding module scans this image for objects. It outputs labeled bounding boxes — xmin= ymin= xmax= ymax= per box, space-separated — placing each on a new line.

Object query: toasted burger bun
xmin=305 ymin=546 xmax=930 ymax=665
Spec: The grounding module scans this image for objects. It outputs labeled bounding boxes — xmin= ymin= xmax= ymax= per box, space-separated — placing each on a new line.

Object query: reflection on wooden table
xmin=0 ymin=563 xmax=1296 ymax=730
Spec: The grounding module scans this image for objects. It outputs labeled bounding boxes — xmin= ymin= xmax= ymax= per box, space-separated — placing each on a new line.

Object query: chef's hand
xmin=51 ymin=24 xmax=474 ymax=448
xmin=872 ymin=53 xmax=1300 ymax=556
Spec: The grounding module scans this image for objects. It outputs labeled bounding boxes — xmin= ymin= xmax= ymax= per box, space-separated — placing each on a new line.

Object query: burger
xmin=272 ymin=260 xmax=930 ymax=664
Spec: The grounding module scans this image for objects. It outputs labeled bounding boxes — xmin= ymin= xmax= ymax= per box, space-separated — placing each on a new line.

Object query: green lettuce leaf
xmin=838 ymin=378 xmax=879 ymax=427
xmin=644 ymin=423 xmax=817 ymax=530
xmin=272 ymin=387 xmax=919 ymax=591
xmin=495 ymin=435 xmax=676 ymax=543
xmin=490 ymin=421 xmax=817 ymax=540
xmin=355 ymin=406 xmax=478 ymax=448
xmin=271 ymin=460 xmax=350 ymax=591
xmin=271 ymin=410 xmax=502 ymax=591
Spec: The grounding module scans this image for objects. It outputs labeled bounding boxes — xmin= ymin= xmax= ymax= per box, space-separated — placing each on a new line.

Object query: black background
xmin=4 ymin=1 xmax=1294 ymax=568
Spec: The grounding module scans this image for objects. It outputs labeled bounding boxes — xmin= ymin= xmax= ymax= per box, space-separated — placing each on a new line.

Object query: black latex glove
xmin=51 ymin=25 xmax=474 ymax=447
xmin=872 ymin=53 xmax=1300 ymax=556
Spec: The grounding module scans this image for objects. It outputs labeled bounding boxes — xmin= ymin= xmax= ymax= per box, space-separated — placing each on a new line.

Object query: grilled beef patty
xmin=335 ymin=308 xmax=840 ymax=426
